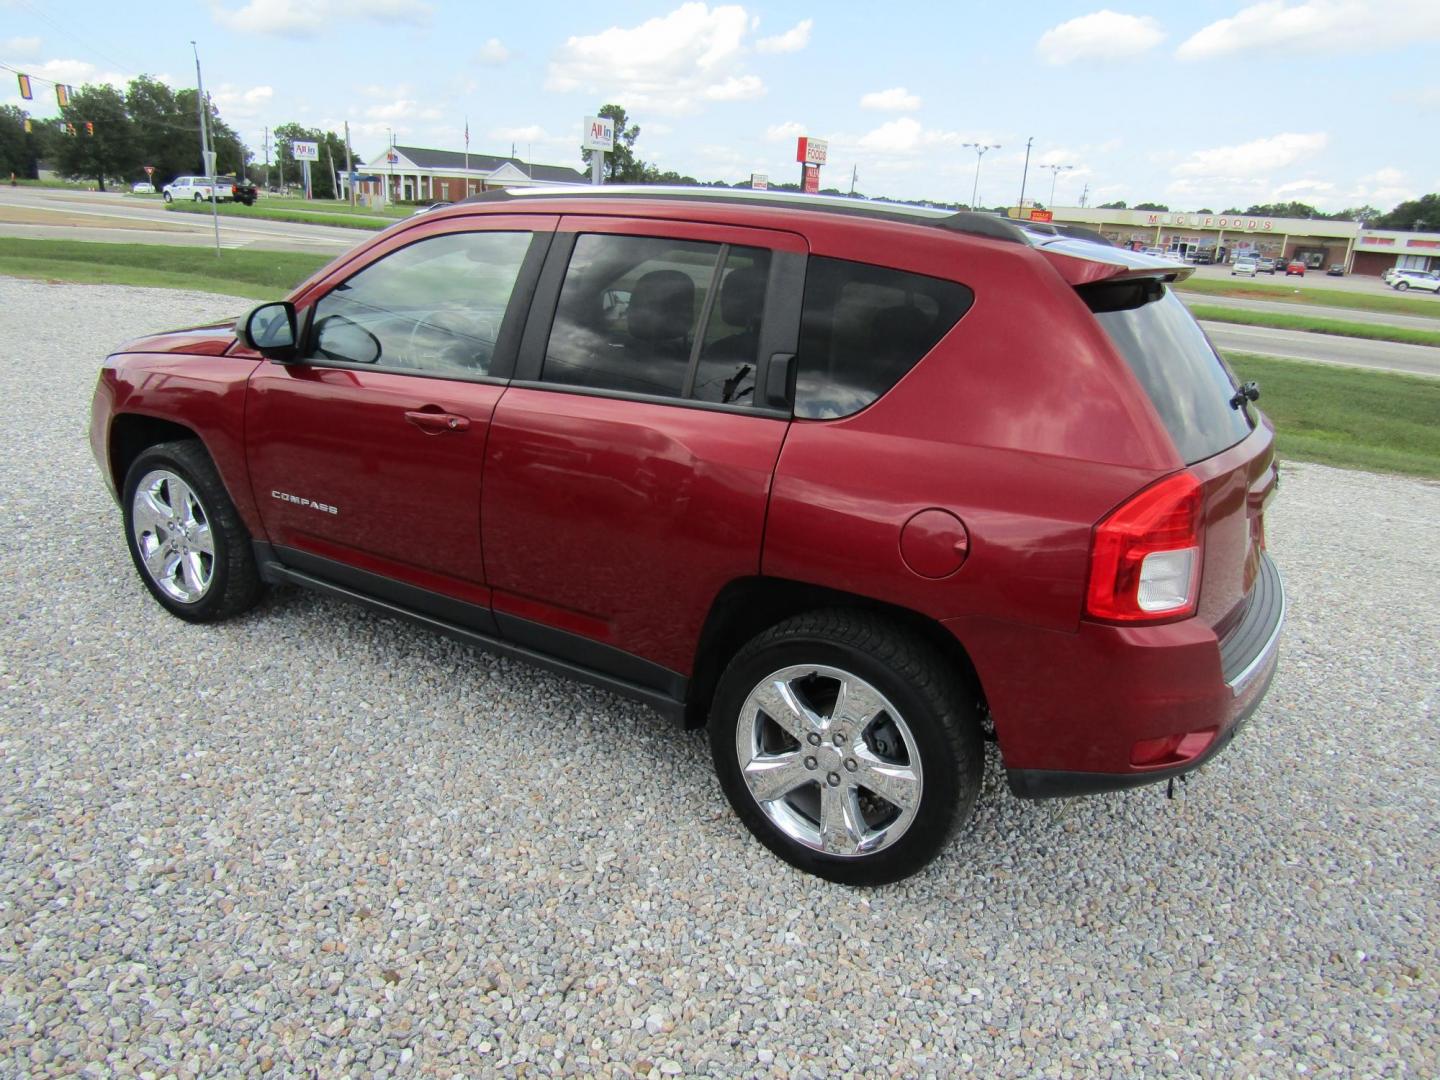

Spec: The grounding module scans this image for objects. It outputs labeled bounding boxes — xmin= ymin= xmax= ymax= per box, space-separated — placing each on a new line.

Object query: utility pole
xmin=261 ymin=127 xmax=269 ymax=188
xmin=324 ymin=137 xmax=336 ymax=202
xmin=344 ymin=121 xmax=355 ymax=208
xmin=1079 ymin=182 xmax=1090 ymax=208
xmin=190 ymin=41 xmax=220 ymax=256
xmin=849 ymin=164 xmax=857 ymax=196
xmin=386 ymin=127 xmax=394 ymax=205
xmin=1017 ymin=136 xmax=1033 ymax=214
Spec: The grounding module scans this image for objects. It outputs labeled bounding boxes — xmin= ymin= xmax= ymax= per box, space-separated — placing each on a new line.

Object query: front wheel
xmin=1396 ymin=281 xmax=1410 ymax=291
xmin=122 ymin=440 xmax=262 ymax=623
xmin=709 ymin=611 xmax=983 ymax=885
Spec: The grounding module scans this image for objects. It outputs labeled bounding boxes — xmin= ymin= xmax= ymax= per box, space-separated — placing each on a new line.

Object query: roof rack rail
xmin=935 ymin=212 xmax=1029 ymax=244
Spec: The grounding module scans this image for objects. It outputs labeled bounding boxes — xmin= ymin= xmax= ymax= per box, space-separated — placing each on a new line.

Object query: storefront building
xmin=352 ymin=145 xmax=586 ymax=203
xmin=1044 ymin=207 xmax=1440 ymax=275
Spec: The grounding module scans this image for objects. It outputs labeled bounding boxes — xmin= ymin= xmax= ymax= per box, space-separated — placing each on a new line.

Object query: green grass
xmin=164 ymin=201 xmax=392 ymax=231
xmin=0 ymin=237 xmax=331 ymax=300
xmin=1192 ymin=304 xmax=1440 ymax=347
xmin=1178 ymin=276 xmax=1440 ymax=320
xmin=1225 ymin=352 xmax=1440 ymax=479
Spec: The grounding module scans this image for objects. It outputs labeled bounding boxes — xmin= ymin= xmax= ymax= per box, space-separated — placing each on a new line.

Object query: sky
xmin=2 ymin=0 xmax=1439 ymax=212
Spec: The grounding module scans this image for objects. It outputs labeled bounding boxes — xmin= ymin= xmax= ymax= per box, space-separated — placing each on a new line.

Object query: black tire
xmin=121 ymin=440 xmax=262 ymax=623
xmin=709 ymin=610 xmax=983 ymax=885
xmin=193 ymin=193 xmax=204 ymax=203
xmin=162 ymin=192 xmax=172 ymax=203
xmin=1396 ymin=281 xmax=1410 ymax=291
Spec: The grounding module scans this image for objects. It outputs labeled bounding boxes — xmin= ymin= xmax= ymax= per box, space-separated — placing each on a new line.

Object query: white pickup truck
xmin=161 ymin=176 xmax=236 ymax=203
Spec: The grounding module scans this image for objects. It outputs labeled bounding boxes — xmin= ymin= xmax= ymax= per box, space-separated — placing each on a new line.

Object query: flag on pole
xmin=56 ymin=84 xmax=70 ymax=108
xmin=17 ymin=74 xmax=32 ymax=100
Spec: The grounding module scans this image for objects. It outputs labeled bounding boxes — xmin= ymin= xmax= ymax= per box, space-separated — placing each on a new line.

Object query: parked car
xmin=130 ymin=181 xmax=155 ymax=194
xmin=88 ymin=188 xmax=1284 ymax=884
xmin=1285 ymin=261 xmax=1306 ymax=276
xmin=1388 ymin=269 xmax=1440 ymax=293
xmin=1232 ymin=257 xmax=1258 ymax=277
xmin=219 ymin=175 xmax=259 ymax=206
xmin=1257 ymin=258 xmax=1277 ymax=274
xmin=411 ymin=200 xmax=454 ymax=216
xmin=162 ymin=176 xmax=236 ymax=203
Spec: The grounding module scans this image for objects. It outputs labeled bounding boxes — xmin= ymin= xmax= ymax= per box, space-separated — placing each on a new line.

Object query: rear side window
xmin=796 ymin=257 xmax=973 ymax=419
xmin=543 ymin=234 xmax=772 ymax=406
xmin=1088 ymin=284 xmax=1253 ymax=464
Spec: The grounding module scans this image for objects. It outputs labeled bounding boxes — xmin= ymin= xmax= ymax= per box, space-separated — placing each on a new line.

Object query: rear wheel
xmin=162 ymin=192 xmax=172 ymax=203
xmin=709 ymin=610 xmax=983 ymax=885
xmin=122 ymin=440 xmax=262 ymax=623
xmin=1396 ymin=281 xmax=1410 ymax=291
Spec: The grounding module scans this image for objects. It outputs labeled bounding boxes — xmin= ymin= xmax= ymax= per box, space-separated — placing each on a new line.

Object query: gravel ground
xmin=1 ymin=276 xmax=1437 ymax=1078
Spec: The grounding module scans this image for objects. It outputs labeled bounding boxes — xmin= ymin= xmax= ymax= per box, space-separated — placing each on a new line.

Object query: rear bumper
xmin=949 ymin=553 xmax=1285 ymax=799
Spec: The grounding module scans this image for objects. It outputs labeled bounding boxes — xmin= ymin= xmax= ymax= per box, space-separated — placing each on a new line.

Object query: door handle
xmin=405 ymin=409 xmax=470 ymax=434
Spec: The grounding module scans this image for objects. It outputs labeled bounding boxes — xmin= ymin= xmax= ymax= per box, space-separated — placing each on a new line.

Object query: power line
xmin=15 ymin=0 xmax=146 ymax=80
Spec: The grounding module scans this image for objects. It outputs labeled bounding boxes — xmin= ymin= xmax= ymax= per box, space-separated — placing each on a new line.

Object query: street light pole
xmin=1017 ymin=136 xmax=1034 ymax=214
xmin=1044 ymin=164 xmax=1075 ymax=208
xmin=190 ymin=41 xmax=220 ymax=256
xmin=963 ymin=142 xmax=1000 ymax=211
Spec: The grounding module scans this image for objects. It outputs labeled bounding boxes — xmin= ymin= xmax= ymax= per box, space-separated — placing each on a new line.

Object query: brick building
xmin=352 ymin=145 xmax=586 ymax=203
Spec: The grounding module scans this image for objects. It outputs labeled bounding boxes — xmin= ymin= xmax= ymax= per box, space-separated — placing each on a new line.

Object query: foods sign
xmin=796 ymin=137 xmax=828 ymax=165
xmin=1148 ymin=212 xmax=1272 ymax=231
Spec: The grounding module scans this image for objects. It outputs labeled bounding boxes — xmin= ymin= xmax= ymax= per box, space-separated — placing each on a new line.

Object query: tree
xmin=1195 ymin=207 xmax=1214 ymax=214
xmin=1374 ymin=194 xmax=1440 ymax=230
xmin=54 ymin=84 xmax=136 ymax=190
xmin=580 ymin=104 xmax=644 ymax=182
xmin=0 ymin=105 xmax=49 ymax=180
xmin=1133 ymin=201 xmax=1169 ymax=211
xmin=1337 ymin=205 xmax=1381 ymax=226
xmin=1097 ymin=200 xmax=1126 ymax=209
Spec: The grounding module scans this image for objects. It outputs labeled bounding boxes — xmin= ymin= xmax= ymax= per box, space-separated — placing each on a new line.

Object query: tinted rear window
xmin=1088 ymin=285 xmax=1253 ymax=464
xmin=796 ymin=257 xmax=973 ymax=419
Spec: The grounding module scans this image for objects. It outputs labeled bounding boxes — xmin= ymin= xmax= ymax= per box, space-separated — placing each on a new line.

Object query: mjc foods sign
xmin=1148 ymin=212 xmax=1273 ymax=231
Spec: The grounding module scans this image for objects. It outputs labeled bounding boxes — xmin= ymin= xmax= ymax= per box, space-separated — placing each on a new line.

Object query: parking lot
xmin=1 ymin=277 xmax=1437 ymax=1077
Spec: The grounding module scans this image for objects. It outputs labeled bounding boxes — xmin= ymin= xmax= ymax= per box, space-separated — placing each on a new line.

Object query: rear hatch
xmin=1082 ymin=278 xmax=1276 ymax=636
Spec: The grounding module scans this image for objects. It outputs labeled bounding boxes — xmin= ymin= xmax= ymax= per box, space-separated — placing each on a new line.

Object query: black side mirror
xmin=237 ymin=301 xmax=298 ymax=361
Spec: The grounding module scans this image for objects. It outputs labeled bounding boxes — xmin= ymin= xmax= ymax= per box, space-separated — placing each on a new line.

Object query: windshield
xmin=1088 ymin=285 xmax=1254 ymax=464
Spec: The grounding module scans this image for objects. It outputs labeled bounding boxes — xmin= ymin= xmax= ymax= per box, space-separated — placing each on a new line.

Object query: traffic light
xmin=65 ymin=122 xmax=76 ymax=136
xmin=56 ymin=84 xmax=69 ymax=108
xmin=85 ymin=121 xmax=94 ymax=136
xmin=17 ymin=74 xmax=32 ymax=100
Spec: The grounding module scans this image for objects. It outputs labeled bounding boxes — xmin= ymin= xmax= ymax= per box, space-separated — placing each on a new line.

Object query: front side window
xmin=309 ymin=230 xmax=532 ymax=376
xmin=542 ymin=233 xmax=771 ymax=406
xmin=796 ymin=257 xmax=974 ymax=420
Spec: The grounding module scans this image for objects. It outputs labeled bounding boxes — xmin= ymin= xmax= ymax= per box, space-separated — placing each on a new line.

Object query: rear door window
xmin=542 ymin=233 xmax=773 ymax=406
xmin=1087 ymin=284 xmax=1254 ymax=464
xmin=796 ymin=256 xmax=973 ymax=419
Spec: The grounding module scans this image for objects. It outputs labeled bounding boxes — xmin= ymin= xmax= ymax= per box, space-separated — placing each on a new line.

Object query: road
xmin=0 ymin=186 xmax=364 ymax=253
xmin=1202 ymin=321 xmax=1440 ymax=377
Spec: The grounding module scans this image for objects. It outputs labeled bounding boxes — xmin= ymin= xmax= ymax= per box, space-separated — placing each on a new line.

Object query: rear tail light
xmin=1086 ymin=471 xmax=1203 ymax=622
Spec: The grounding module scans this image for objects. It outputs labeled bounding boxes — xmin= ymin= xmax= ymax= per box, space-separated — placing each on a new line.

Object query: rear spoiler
xmin=1031 ymin=237 xmax=1195 ymax=287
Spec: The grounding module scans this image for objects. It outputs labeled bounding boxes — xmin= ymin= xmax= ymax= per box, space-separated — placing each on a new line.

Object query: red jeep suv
xmin=90 ymin=188 xmax=1283 ymax=884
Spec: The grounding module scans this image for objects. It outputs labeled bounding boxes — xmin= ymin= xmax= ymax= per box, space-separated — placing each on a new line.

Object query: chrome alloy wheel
xmin=130 ymin=469 xmax=216 ymax=604
xmin=735 ymin=664 xmax=923 ymax=857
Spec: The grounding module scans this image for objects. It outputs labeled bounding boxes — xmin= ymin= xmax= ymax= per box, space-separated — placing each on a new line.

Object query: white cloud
xmin=1178 ymin=1 xmax=1440 ymax=59
xmin=860 ymin=87 xmax=920 ymax=111
xmin=17 ymin=58 xmax=129 ymax=93
xmin=703 ymin=74 xmax=764 ymax=102
xmin=546 ymin=3 xmax=762 ymax=114
xmin=1036 ymin=10 xmax=1165 ymax=64
xmin=1173 ymin=131 xmax=1328 ymax=178
xmin=765 ymin=120 xmax=805 ymax=142
xmin=475 ymin=38 xmax=510 ymax=66
xmin=756 ymin=18 xmax=812 ymax=53
xmin=212 ymin=84 xmax=273 ymax=123
xmin=3 ymin=36 xmax=42 ymax=56
xmin=212 ymin=0 xmax=432 ymax=37
xmin=855 ymin=117 xmax=968 ymax=155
